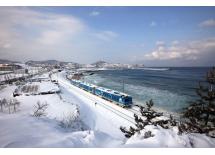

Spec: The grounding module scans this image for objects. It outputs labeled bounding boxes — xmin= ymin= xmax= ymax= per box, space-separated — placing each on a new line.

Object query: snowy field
xmin=0 ymin=73 xmax=28 ymax=82
xmin=0 ymin=71 xmax=13 ymax=75
xmin=0 ymin=71 xmax=214 ymax=147
xmin=14 ymin=81 xmax=60 ymax=96
xmin=0 ymin=67 xmax=46 ymax=82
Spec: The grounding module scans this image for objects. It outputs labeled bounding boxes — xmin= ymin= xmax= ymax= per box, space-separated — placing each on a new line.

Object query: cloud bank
xmin=0 ymin=7 xmax=86 ymax=61
xmin=133 ymin=38 xmax=215 ymax=66
xmin=199 ymin=19 xmax=215 ymax=28
xmin=0 ymin=7 xmax=118 ymax=63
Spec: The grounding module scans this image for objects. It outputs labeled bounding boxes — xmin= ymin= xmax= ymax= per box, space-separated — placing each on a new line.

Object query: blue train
xmin=70 ymin=79 xmax=133 ymax=107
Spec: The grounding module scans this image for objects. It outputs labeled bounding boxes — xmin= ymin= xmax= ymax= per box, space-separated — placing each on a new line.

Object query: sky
xmin=0 ymin=6 xmax=215 ymax=66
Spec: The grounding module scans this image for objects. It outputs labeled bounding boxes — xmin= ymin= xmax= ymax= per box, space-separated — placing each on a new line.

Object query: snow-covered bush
xmin=32 ymin=101 xmax=48 ymax=117
xmin=144 ymin=131 xmax=154 ymax=139
xmin=59 ymin=108 xmax=80 ymax=129
xmin=120 ymin=100 xmax=177 ymax=138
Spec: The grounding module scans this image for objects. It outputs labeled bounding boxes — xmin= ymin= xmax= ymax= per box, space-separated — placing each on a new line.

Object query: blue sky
xmin=0 ymin=7 xmax=215 ymax=66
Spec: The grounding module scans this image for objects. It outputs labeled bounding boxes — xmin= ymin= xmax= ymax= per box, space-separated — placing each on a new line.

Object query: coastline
xmin=77 ymin=67 xmax=210 ymax=118
xmin=70 ymin=70 xmax=182 ymax=121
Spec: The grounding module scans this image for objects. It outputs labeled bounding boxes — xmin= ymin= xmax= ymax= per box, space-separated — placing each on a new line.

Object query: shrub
xmin=120 ymin=100 xmax=177 ymax=138
xmin=32 ymin=101 xmax=48 ymax=117
xmin=59 ymin=108 xmax=80 ymax=128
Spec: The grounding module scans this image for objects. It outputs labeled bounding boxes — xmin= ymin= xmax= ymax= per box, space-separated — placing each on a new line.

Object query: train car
xmin=70 ymin=79 xmax=133 ymax=107
xmin=71 ymin=79 xmax=81 ymax=87
xmin=79 ymin=82 xmax=96 ymax=94
xmin=95 ymin=87 xmax=132 ymax=107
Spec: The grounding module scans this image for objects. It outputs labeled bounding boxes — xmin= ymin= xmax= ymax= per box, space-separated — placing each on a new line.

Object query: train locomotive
xmin=70 ymin=79 xmax=133 ymax=107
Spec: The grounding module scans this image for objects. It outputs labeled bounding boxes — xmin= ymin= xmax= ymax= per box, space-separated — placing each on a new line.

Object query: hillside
xmin=0 ymin=59 xmax=20 ymax=64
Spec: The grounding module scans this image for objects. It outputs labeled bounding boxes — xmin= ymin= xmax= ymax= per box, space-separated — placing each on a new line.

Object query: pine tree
xmin=181 ymin=67 xmax=215 ymax=137
xmin=120 ymin=99 xmax=177 ymax=138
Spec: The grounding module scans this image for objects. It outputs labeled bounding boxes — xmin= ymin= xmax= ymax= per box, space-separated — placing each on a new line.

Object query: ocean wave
xmin=84 ymin=74 xmax=191 ymax=112
xmin=142 ymin=67 xmax=170 ymax=71
xmin=124 ymin=83 xmax=190 ymax=111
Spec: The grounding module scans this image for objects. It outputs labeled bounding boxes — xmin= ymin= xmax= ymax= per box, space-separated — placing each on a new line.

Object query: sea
xmin=83 ymin=67 xmax=211 ymax=114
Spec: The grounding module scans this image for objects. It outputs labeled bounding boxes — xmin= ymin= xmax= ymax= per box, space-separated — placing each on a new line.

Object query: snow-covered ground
xmin=0 ymin=71 xmax=214 ymax=148
xmin=0 ymin=71 xmax=13 ymax=75
xmin=14 ymin=81 xmax=60 ymax=96
xmin=0 ymin=67 xmax=46 ymax=82
xmin=0 ymin=73 xmax=28 ymax=82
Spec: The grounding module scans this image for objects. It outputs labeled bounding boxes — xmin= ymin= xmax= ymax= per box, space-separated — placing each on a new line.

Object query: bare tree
xmin=0 ymin=98 xmax=21 ymax=113
xmin=10 ymin=99 xmax=20 ymax=113
xmin=0 ymin=98 xmax=7 ymax=112
xmin=8 ymin=99 xmax=11 ymax=114
xmin=32 ymin=101 xmax=48 ymax=117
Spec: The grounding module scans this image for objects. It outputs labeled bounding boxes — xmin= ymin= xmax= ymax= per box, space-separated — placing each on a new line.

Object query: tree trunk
xmin=8 ymin=106 xmax=10 ymax=114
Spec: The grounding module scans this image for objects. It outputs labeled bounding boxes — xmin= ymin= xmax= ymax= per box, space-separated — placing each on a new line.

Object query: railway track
xmin=58 ymin=78 xmax=136 ymax=125
xmin=56 ymin=73 xmax=175 ymax=127
xmin=55 ymin=73 xmax=175 ymax=126
xmin=127 ymin=108 xmax=141 ymax=116
xmin=96 ymin=101 xmax=136 ymax=124
xmin=73 ymin=87 xmax=136 ymax=124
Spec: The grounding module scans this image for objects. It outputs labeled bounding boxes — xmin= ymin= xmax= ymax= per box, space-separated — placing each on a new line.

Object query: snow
xmin=124 ymin=126 xmax=191 ymax=147
xmin=0 ymin=71 xmax=214 ymax=147
xmin=0 ymin=71 xmax=13 ymax=75
xmin=14 ymin=80 xmax=60 ymax=96
xmin=0 ymin=73 xmax=28 ymax=82
xmin=39 ymin=81 xmax=59 ymax=93
xmin=0 ymin=67 xmax=46 ymax=82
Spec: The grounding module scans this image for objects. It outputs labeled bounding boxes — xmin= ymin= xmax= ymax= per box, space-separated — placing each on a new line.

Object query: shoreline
xmin=69 ymin=70 xmax=182 ymax=121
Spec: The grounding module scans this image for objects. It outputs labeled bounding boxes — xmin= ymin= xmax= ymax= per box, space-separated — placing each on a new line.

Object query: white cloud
xmin=0 ymin=7 xmax=89 ymax=61
xmin=89 ymin=11 xmax=100 ymax=16
xmin=143 ymin=38 xmax=215 ymax=61
xmin=0 ymin=7 xmax=85 ymax=46
xmin=172 ymin=40 xmax=179 ymax=45
xmin=199 ymin=19 xmax=215 ymax=27
xmin=93 ymin=30 xmax=118 ymax=41
xmin=38 ymin=31 xmax=64 ymax=45
xmin=150 ymin=21 xmax=157 ymax=27
xmin=3 ymin=43 xmax=11 ymax=49
xmin=156 ymin=41 xmax=165 ymax=46
xmin=0 ymin=7 xmax=122 ymax=63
